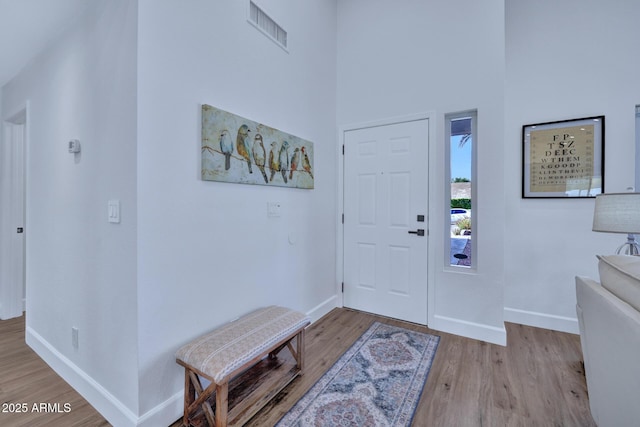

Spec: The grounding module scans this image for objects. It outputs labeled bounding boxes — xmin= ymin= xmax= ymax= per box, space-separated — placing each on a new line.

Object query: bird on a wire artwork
xmin=201 ymin=104 xmax=314 ymax=189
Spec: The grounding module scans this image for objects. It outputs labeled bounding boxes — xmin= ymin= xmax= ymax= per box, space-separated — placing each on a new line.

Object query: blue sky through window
xmin=451 ymin=134 xmax=472 ymax=181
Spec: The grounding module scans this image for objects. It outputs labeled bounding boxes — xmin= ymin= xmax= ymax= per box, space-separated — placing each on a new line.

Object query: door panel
xmin=343 ymin=119 xmax=428 ymax=324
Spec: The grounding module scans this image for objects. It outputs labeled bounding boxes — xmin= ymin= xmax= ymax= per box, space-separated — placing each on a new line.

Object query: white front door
xmin=343 ymin=119 xmax=428 ymax=324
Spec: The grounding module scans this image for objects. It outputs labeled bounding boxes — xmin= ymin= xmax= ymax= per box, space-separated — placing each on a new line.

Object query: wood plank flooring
xmin=236 ymin=308 xmax=595 ymax=427
xmin=2 ymin=309 xmax=595 ymax=426
xmin=0 ymin=315 xmax=109 ymax=427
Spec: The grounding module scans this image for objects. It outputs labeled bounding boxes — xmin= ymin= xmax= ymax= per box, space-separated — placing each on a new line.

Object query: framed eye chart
xmin=522 ymin=116 xmax=604 ymax=198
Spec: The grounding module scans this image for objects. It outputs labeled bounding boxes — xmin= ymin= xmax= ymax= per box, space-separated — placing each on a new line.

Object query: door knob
xmin=408 ymin=229 xmax=424 ymax=236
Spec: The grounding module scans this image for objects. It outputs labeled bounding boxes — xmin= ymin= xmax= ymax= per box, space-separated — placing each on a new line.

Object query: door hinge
xmin=342 ymin=213 xmax=344 ymax=224
xmin=341 ymin=282 xmax=344 ymax=293
xmin=342 ymin=144 xmax=345 ymax=155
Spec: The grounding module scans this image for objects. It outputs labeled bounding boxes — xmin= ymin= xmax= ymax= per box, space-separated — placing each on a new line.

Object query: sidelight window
xmin=446 ymin=111 xmax=476 ymax=268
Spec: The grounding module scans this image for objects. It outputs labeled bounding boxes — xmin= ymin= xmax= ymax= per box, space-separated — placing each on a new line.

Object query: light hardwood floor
xmin=0 ymin=315 xmax=109 ymax=427
xmin=2 ymin=309 xmax=595 ymax=426
xmin=174 ymin=308 xmax=596 ymax=427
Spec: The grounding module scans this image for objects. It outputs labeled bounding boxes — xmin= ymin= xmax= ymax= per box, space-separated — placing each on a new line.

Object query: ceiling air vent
xmin=249 ymin=1 xmax=288 ymax=51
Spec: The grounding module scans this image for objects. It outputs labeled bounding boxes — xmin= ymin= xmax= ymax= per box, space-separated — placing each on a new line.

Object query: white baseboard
xmin=136 ymin=391 xmax=183 ymax=427
xmin=504 ymin=307 xmax=579 ymax=334
xmin=306 ymin=294 xmax=341 ymax=323
xmin=26 ymin=326 xmax=139 ymax=427
xmin=429 ymin=314 xmax=507 ymax=346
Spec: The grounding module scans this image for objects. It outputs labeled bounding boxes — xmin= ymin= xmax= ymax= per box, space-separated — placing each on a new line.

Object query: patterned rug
xmin=276 ymin=322 xmax=440 ymax=427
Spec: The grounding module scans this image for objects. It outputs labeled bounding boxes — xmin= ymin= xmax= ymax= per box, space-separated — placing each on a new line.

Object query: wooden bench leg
xmin=215 ymin=382 xmax=229 ymax=427
xmin=184 ymin=369 xmax=194 ymax=427
xmin=297 ymin=328 xmax=305 ymax=372
xmin=183 ymin=368 xmax=216 ymax=427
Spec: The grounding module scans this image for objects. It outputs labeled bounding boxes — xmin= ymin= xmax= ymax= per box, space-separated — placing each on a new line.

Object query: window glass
xmin=447 ymin=112 xmax=476 ymax=268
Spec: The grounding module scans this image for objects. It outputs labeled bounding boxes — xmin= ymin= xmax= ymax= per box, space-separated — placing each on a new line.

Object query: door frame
xmin=1 ymin=101 xmax=29 ymax=320
xmin=337 ymin=111 xmax=437 ymax=325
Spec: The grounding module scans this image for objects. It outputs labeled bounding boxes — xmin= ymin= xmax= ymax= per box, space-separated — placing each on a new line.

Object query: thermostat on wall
xmin=68 ymin=139 xmax=81 ymax=153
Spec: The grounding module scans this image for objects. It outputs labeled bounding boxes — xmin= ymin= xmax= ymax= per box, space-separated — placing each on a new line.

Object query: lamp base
xmin=616 ymin=234 xmax=640 ymax=255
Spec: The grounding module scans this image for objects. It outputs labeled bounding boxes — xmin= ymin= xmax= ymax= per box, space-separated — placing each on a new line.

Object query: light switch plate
xmin=108 ymin=200 xmax=120 ymax=223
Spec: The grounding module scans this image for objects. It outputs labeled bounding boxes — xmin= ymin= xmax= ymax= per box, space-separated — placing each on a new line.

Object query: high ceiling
xmin=0 ymin=0 xmax=89 ymax=89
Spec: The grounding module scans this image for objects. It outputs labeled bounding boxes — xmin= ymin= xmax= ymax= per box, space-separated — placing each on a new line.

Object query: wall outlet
xmin=267 ymin=202 xmax=281 ymax=217
xmin=72 ymin=327 xmax=79 ymax=349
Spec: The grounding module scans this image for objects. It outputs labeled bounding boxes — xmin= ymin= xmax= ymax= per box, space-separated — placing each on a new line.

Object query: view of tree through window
xmin=447 ymin=112 xmax=475 ymax=267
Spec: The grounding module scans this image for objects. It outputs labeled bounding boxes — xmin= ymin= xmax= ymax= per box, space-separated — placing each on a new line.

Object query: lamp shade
xmin=592 ymin=193 xmax=640 ymax=234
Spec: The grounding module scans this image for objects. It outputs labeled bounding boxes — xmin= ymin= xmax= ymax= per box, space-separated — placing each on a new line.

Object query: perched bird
xmin=289 ymin=147 xmax=300 ymax=180
xmin=278 ymin=141 xmax=290 ymax=183
xmin=302 ymin=146 xmax=313 ymax=179
xmin=219 ymin=130 xmax=233 ymax=170
xmin=252 ymin=134 xmax=268 ymax=183
xmin=269 ymin=142 xmax=279 ymax=182
xmin=236 ymin=124 xmax=253 ymax=173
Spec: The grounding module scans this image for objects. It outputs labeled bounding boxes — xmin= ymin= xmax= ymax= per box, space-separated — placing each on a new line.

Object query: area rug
xmin=276 ymin=322 xmax=440 ymax=427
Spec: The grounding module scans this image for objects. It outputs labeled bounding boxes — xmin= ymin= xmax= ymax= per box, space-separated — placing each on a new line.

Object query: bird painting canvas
xmin=201 ymin=104 xmax=314 ymax=189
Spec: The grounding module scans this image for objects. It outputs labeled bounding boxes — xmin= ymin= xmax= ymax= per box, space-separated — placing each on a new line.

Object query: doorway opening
xmin=1 ymin=107 xmax=27 ymax=320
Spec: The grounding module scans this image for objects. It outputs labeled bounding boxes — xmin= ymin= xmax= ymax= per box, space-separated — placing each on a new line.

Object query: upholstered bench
xmin=175 ymin=306 xmax=310 ymax=427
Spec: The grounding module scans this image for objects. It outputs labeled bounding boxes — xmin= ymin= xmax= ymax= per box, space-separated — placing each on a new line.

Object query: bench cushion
xmin=176 ymin=306 xmax=310 ymax=383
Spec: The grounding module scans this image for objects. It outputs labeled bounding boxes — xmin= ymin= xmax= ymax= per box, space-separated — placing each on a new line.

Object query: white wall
xmin=5 ymin=0 xmax=637 ymax=424
xmin=337 ymin=0 xmax=507 ymax=344
xmin=136 ymin=0 xmax=338 ymax=421
xmin=2 ymin=1 xmax=337 ymax=424
xmin=504 ymin=0 xmax=640 ymax=332
xmin=1 ymin=0 xmax=140 ymax=423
